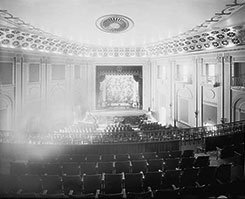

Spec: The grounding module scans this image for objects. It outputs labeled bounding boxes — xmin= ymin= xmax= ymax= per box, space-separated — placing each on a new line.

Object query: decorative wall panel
xmin=179 ymin=98 xmax=189 ymax=124
xmin=52 ymin=64 xmax=65 ymax=80
xmin=29 ymin=64 xmax=40 ymax=83
xmin=203 ymin=104 xmax=217 ymax=125
xmin=0 ymin=62 xmax=12 ymax=85
xmin=28 ymin=86 xmax=40 ymax=100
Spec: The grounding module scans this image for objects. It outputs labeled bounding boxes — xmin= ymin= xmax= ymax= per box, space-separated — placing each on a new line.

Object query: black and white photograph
xmin=0 ymin=0 xmax=244 ymax=198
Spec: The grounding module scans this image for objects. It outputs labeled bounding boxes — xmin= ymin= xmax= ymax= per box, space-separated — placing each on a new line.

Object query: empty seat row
xmin=1 ymin=164 xmax=238 ymax=199
xmin=27 ymin=150 xmax=195 ymax=164
xmin=11 ymin=155 xmax=210 ymax=176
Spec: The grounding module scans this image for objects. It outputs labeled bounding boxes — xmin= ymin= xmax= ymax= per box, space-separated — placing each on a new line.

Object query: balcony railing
xmin=0 ymin=120 xmax=245 ymax=145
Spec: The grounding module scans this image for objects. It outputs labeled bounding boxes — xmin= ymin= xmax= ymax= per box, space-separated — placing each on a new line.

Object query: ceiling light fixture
xmin=96 ymin=14 xmax=134 ymax=33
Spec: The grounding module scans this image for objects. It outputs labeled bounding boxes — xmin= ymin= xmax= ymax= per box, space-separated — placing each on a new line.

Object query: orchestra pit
xmin=0 ymin=0 xmax=245 ymax=198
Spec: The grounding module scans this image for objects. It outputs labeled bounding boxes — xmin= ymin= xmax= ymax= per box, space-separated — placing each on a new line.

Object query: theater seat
xmin=62 ymin=162 xmax=80 ymax=175
xmin=147 ymin=159 xmax=163 ymax=172
xmin=26 ymin=162 xmax=45 ymax=175
xmin=169 ymin=150 xmax=182 ymax=159
xmin=164 ymin=158 xmax=180 ymax=170
xmin=157 ymin=151 xmax=170 ymax=160
xmin=62 ymin=175 xmax=82 ymax=196
xmin=97 ymin=161 xmax=114 ymax=174
xmin=162 ymin=169 xmax=181 ymax=190
xmin=153 ymin=189 xmax=179 ymax=199
xmin=193 ymin=156 xmax=210 ymax=168
xmin=215 ymin=163 xmax=232 ymax=184
xmin=82 ymin=174 xmax=101 ymax=198
xmin=205 ymin=164 xmax=232 ymax=197
xmin=179 ymin=157 xmax=195 ymax=169
xmin=115 ymin=161 xmax=131 ymax=173
xmin=70 ymin=154 xmax=85 ymax=163
xmin=144 ymin=171 xmax=163 ymax=191
xmin=0 ymin=174 xmax=18 ymax=198
xmin=43 ymin=163 xmax=62 ymax=176
xmin=16 ymin=175 xmax=42 ymax=198
xmin=98 ymin=173 xmax=125 ymax=199
xmin=101 ymin=154 xmax=115 ymax=162
xmin=179 ymin=168 xmax=199 ymax=199
xmin=197 ymin=166 xmax=217 ymax=187
xmin=142 ymin=152 xmax=157 ymax=160
xmin=86 ymin=155 xmax=100 ymax=162
xmin=57 ymin=155 xmax=72 ymax=163
xmin=125 ymin=172 xmax=152 ymax=199
xmin=41 ymin=175 xmax=65 ymax=198
xmin=129 ymin=153 xmax=144 ymax=160
xmin=115 ymin=154 xmax=129 ymax=161
xmin=131 ymin=160 xmax=148 ymax=173
xmin=80 ymin=162 xmax=97 ymax=175
xmin=10 ymin=162 xmax=27 ymax=176
xmin=180 ymin=168 xmax=199 ymax=188
xmin=182 ymin=150 xmax=194 ymax=158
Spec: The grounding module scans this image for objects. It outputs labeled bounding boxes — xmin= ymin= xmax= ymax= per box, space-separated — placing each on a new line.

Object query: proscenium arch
xmin=95 ymin=65 xmax=143 ymax=109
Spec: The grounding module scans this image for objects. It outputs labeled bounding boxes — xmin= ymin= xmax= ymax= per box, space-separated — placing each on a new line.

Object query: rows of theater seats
xmin=139 ymin=122 xmax=167 ymax=131
xmin=1 ymin=150 xmax=244 ymax=198
xmin=9 ymin=150 xmax=210 ymax=176
xmin=1 ymin=164 xmax=243 ymax=199
xmin=57 ymin=123 xmax=98 ymax=134
xmin=1 ymin=120 xmax=244 ymax=145
xmin=104 ymin=123 xmax=134 ymax=133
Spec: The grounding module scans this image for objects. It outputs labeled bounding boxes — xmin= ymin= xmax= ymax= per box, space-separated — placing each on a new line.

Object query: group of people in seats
xmin=104 ymin=123 xmax=134 ymax=133
xmin=120 ymin=114 xmax=148 ymax=126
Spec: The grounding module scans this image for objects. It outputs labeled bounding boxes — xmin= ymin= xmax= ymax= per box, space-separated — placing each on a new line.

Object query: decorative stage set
xmin=96 ymin=65 xmax=143 ymax=110
xmin=84 ymin=69 xmax=154 ymax=125
xmin=82 ymin=65 xmax=146 ymax=126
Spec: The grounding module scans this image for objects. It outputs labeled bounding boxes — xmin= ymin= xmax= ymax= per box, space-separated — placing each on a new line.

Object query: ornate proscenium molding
xmin=97 ymin=65 xmax=142 ymax=78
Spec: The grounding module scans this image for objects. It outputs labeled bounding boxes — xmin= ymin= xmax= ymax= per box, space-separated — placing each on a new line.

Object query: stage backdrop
xmin=96 ymin=66 xmax=142 ymax=109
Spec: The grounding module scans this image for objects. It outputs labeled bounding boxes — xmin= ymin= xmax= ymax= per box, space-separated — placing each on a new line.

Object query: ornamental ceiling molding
xmin=0 ymin=0 xmax=245 ymax=58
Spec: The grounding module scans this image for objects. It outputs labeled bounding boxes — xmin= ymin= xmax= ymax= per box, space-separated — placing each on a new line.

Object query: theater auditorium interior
xmin=0 ymin=0 xmax=245 ymax=198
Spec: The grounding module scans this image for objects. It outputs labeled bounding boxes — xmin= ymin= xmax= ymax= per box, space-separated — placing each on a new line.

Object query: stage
xmin=83 ymin=109 xmax=156 ymax=127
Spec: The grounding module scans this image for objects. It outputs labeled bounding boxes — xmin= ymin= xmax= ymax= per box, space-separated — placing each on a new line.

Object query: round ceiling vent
xmin=96 ymin=14 xmax=134 ymax=33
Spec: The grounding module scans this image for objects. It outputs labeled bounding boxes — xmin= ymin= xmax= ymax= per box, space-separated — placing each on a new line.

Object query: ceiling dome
xmin=96 ymin=14 xmax=134 ymax=33
xmin=0 ymin=0 xmax=244 ymax=57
